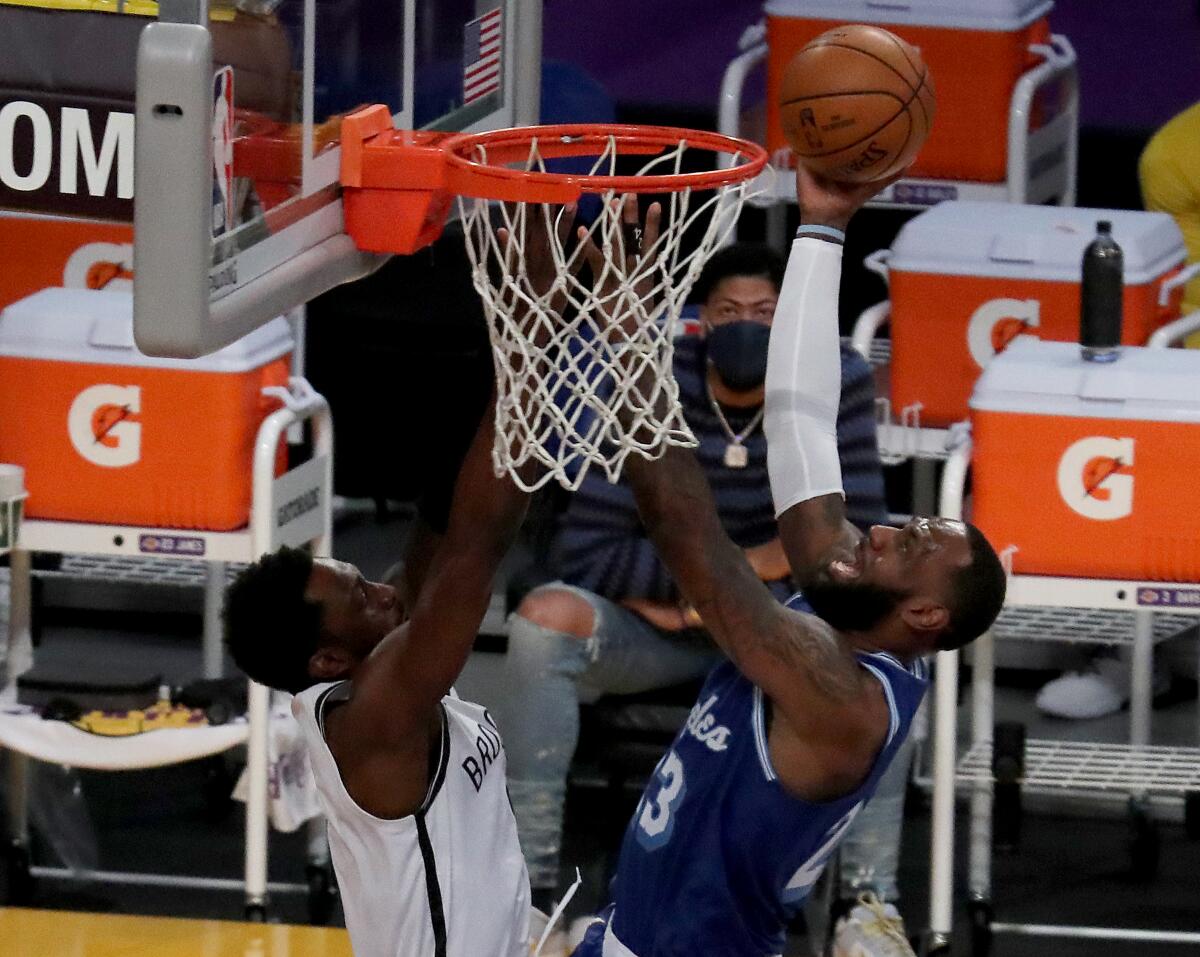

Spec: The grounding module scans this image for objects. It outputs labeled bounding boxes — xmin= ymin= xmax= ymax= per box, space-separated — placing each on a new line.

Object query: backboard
xmin=134 ymin=0 xmax=541 ymax=358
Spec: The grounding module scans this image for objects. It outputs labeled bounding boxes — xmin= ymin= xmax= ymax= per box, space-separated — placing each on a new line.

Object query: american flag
xmin=463 ymin=7 xmax=503 ymax=106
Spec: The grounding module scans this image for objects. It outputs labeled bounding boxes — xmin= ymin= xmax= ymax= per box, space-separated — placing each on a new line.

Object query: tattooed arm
xmin=624 ymin=447 xmax=887 ymax=760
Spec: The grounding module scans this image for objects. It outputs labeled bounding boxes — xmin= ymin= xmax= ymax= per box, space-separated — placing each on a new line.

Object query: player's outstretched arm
xmin=624 ymin=445 xmax=879 ymax=757
xmin=766 ymin=167 xmax=900 ymax=585
xmin=350 ymin=206 xmax=579 ymax=744
xmin=350 ymin=399 xmax=530 ymax=744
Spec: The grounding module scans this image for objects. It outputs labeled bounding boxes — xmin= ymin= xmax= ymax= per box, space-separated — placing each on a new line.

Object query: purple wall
xmin=544 ymin=0 xmax=1200 ymax=131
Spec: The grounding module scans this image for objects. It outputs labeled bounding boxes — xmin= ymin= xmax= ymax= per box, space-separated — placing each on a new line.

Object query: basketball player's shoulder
xmin=292 ymin=678 xmax=346 ymax=721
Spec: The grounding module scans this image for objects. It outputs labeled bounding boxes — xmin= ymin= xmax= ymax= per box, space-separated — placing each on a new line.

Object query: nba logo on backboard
xmin=212 ymin=66 xmax=235 ymax=237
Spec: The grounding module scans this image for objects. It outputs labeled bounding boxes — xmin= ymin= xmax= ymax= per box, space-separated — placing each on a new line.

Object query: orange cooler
xmin=885 ymin=201 xmax=1188 ymax=426
xmin=971 ymin=336 xmax=1200 ymax=581
xmin=765 ymin=0 xmax=1054 ymax=181
xmin=0 ymin=288 xmax=292 ymax=530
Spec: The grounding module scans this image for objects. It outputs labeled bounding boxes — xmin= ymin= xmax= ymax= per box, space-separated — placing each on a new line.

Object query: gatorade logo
xmin=1056 ymin=436 xmax=1134 ymax=521
xmin=68 ymin=384 xmax=141 ymax=468
xmin=966 ymin=298 xmax=1040 ymax=367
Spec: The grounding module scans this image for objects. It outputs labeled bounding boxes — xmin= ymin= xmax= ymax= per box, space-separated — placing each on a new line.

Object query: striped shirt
xmin=553 ymin=334 xmax=887 ymax=602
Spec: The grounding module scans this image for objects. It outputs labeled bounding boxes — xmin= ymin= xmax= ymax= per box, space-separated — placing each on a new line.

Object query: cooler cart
xmin=0 ymin=291 xmax=335 ymax=921
xmin=925 ymin=321 xmax=1200 ymax=953
xmin=719 ymin=0 xmax=1079 ymax=226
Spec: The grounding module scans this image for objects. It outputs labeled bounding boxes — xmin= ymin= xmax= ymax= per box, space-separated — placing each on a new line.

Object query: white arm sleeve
xmin=764 ymin=235 xmax=845 ymax=518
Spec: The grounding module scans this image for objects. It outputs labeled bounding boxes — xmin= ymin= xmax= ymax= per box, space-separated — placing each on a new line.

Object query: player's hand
xmin=496 ymin=201 xmax=578 ymax=302
xmin=794 ymin=164 xmax=907 ymax=232
xmin=578 ymin=195 xmax=663 ymax=307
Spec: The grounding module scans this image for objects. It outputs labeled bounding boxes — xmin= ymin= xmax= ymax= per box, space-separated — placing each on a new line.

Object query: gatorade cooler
xmin=971 ymin=336 xmax=1200 ymax=581
xmin=765 ymin=0 xmax=1054 ymax=181
xmin=883 ymin=201 xmax=1189 ymax=427
xmin=0 ymin=288 xmax=292 ymax=530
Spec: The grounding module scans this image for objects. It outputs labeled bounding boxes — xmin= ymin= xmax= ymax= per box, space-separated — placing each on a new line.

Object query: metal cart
xmin=2 ymin=376 xmax=333 ymax=921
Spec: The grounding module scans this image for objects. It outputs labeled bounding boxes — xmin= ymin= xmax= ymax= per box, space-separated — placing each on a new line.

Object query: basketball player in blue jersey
xmin=573 ymin=169 xmax=1007 ymax=957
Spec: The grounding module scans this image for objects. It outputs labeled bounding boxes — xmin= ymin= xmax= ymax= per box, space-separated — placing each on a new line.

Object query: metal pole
xmin=929 ymin=438 xmax=972 ymax=941
xmin=203 ymin=561 xmax=226 ymax=679
xmin=7 ymin=751 xmax=29 ymax=845
xmin=968 ymin=631 xmax=994 ymax=901
xmin=513 ymin=0 xmax=543 ymax=126
xmin=912 ymin=458 xmax=938 ymax=517
xmin=1130 ymin=611 xmax=1153 ymax=749
xmin=6 ymin=549 xmax=33 ymax=687
xmin=929 ymin=648 xmax=959 ymax=941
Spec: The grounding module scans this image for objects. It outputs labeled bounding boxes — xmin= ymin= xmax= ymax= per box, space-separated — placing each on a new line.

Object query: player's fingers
xmin=643 ymin=202 xmax=663 ymax=253
xmin=578 ymin=225 xmax=604 ymax=277
xmin=620 ymin=195 xmax=644 ymax=264
xmin=622 ymin=193 xmax=639 ymax=224
xmin=556 ymin=202 xmax=578 ymax=249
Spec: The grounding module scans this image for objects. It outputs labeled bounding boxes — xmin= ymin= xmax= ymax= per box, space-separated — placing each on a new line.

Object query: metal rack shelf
xmin=32 ymin=553 xmax=246 ymax=587
xmin=927 ymin=436 xmax=1200 ymax=953
xmin=957 ymin=739 xmax=1200 ymax=795
xmin=991 ymin=604 xmax=1196 ymax=647
xmin=5 ymin=378 xmax=332 ymax=917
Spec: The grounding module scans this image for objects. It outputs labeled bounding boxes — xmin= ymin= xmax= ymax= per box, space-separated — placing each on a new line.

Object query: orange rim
xmin=440 ymin=124 xmax=769 ymax=203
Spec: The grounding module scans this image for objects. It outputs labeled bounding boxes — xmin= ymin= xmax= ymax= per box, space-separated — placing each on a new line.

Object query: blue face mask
xmin=705 ymin=321 xmax=772 ymax=392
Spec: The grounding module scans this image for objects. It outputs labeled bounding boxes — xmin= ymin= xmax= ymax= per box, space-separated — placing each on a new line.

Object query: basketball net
xmin=457 ymin=136 xmax=758 ymax=492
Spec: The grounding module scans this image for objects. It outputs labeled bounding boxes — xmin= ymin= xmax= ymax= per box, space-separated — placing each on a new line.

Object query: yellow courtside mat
xmin=0 ymin=908 xmax=352 ymax=957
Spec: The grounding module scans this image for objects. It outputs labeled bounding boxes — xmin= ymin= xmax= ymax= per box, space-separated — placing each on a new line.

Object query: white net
xmin=457 ymin=134 xmax=760 ymax=492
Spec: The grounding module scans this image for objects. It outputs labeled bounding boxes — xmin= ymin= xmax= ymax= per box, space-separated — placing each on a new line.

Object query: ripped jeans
xmin=493 ymin=582 xmax=916 ymax=904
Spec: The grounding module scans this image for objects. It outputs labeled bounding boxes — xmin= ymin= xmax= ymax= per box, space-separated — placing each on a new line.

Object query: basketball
xmin=779 ymin=24 xmax=935 ymax=184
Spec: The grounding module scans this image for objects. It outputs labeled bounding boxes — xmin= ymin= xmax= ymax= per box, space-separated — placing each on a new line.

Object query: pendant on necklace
xmin=724 ymin=443 xmax=749 ymax=469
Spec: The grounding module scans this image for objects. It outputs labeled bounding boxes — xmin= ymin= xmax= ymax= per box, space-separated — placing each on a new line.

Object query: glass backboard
xmin=134 ymin=0 xmax=541 ymax=358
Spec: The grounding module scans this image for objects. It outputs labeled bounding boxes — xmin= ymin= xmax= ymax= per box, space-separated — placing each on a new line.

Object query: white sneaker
xmin=1036 ymin=656 xmax=1169 ymax=720
xmin=830 ymin=893 xmax=915 ymax=957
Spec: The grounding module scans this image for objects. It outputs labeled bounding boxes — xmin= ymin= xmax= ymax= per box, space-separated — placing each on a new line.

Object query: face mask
xmin=705 ymin=320 xmax=772 ymax=392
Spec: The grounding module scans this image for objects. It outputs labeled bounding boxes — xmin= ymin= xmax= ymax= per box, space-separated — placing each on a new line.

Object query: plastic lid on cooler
xmin=763 ymin=0 xmax=1053 ymax=32
xmin=886 ymin=202 xmax=1186 ymax=285
xmin=0 ymin=288 xmax=293 ymax=372
xmin=970 ymin=336 xmax=1200 ymax=423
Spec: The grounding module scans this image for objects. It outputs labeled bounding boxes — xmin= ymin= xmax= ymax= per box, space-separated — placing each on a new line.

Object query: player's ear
xmin=899 ymin=597 xmax=948 ymax=634
xmin=309 ymin=646 xmax=354 ymax=680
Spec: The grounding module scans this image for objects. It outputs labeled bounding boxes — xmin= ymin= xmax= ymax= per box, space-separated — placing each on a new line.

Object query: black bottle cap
xmin=1097 ymin=220 xmax=1112 ymax=233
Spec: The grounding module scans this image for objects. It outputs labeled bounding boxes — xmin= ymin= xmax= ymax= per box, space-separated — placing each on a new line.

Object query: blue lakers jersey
xmin=579 ymin=596 xmax=929 ymax=957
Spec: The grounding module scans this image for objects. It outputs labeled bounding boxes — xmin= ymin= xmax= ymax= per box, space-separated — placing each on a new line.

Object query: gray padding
xmin=132 ymin=17 xmax=390 ymax=359
xmin=205 ymin=234 xmax=387 ymax=352
xmin=133 ymin=21 xmax=214 ymax=358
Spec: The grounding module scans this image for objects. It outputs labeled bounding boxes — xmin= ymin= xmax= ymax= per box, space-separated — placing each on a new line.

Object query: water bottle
xmin=1080 ymin=220 xmax=1123 ymax=362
